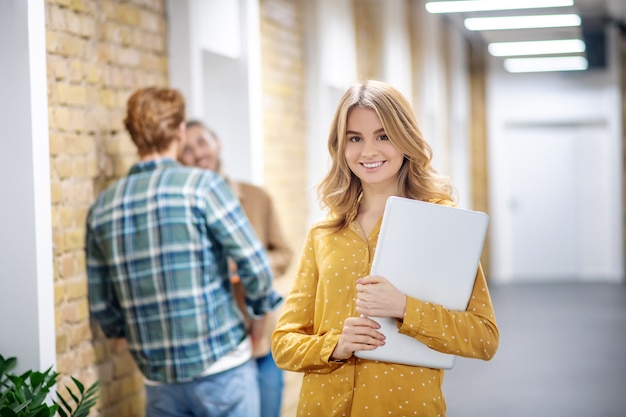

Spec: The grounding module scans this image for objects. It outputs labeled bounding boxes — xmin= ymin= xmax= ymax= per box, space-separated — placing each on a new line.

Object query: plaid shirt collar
xmin=128 ymin=157 xmax=180 ymax=175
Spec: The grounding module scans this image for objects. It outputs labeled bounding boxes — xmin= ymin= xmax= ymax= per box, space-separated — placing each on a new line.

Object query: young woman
xmin=271 ymin=80 xmax=499 ymax=417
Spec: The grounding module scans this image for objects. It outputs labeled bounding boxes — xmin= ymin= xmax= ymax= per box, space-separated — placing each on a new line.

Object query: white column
xmin=0 ymin=0 xmax=55 ymax=373
xmin=168 ymin=0 xmax=260 ymax=184
xmin=381 ymin=0 xmax=413 ymax=99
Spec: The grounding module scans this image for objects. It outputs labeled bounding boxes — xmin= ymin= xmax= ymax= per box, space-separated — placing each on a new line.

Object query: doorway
xmin=504 ymin=122 xmax=621 ymax=282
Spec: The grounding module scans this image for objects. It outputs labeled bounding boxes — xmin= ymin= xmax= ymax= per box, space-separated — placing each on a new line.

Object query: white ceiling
xmin=440 ymin=0 xmax=626 ymax=45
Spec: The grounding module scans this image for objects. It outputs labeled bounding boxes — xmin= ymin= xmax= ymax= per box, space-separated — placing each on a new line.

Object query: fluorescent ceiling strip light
xmin=503 ymin=56 xmax=588 ymax=73
xmin=465 ymin=14 xmax=581 ymax=31
xmin=426 ymin=0 xmax=573 ymax=14
xmin=488 ymin=39 xmax=586 ymax=56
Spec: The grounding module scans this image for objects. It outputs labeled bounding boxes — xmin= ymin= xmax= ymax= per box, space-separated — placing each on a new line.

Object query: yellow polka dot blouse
xmin=272 ymin=211 xmax=499 ymax=417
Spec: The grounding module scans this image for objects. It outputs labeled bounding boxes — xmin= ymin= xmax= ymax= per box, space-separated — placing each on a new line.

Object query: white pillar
xmin=0 ymin=0 xmax=55 ymax=374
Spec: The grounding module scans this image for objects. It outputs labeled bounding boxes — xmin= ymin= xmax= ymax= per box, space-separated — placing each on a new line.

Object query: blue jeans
xmin=255 ymin=353 xmax=284 ymax=417
xmin=145 ymin=359 xmax=260 ymax=417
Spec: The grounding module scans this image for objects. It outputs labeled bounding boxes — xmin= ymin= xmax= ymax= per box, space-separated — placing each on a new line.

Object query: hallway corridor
xmin=444 ymin=282 xmax=626 ymax=417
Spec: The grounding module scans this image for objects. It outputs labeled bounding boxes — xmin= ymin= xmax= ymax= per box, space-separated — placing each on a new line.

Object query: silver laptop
xmin=354 ymin=196 xmax=489 ymax=369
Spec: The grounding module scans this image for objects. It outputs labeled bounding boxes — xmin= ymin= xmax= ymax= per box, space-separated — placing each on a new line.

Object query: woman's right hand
xmin=330 ymin=316 xmax=386 ymax=361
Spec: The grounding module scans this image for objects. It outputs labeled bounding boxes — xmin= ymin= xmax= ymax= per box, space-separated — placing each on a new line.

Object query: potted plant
xmin=0 ymin=354 xmax=99 ymax=417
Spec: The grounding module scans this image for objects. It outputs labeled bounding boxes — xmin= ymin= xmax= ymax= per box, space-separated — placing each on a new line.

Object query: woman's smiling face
xmin=344 ymin=106 xmax=404 ymax=192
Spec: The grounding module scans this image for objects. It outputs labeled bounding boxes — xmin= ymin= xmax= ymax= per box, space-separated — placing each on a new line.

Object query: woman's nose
xmin=361 ymin=140 xmax=379 ymax=156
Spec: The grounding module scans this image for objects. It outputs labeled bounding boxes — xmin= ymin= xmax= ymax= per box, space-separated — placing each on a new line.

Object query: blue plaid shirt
xmin=86 ymin=158 xmax=281 ymax=383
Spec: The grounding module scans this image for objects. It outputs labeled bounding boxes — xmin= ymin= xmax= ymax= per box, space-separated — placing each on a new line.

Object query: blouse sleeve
xmin=398 ymin=263 xmax=499 ymax=360
xmin=271 ymin=228 xmax=344 ymax=374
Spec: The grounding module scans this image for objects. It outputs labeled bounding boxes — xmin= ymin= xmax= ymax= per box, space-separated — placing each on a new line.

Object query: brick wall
xmin=259 ymin=0 xmax=309 ymax=296
xmin=46 ymin=0 xmax=168 ymax=415
xmin=468 ymin=39 xmax=491 ymax=276
xmin=354 ymin=0 xmax=383 ymax=81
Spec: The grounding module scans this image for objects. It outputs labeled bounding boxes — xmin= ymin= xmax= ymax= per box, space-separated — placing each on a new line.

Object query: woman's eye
xmin=378 ymin=134 xmax=389 ymax=141
xmin=349 ymin=136 xmax=361 ymax=143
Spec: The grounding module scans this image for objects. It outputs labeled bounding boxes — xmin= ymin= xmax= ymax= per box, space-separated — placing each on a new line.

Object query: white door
xmin=508 ymin=127 xmax=579 ymax=280
xmin=506 ymin=123 xmax=619 ymax=282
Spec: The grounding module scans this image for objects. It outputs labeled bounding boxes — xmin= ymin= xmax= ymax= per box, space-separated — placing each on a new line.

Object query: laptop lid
xmin=354 ymin=196 xmax=489 ymax=369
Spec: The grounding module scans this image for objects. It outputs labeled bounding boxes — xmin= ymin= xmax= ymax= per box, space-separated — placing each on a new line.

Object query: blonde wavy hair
xmin=124 ymin=87 xmax=186 ymax=155
xmin=317 ymin=80 xmax=456 ymax=231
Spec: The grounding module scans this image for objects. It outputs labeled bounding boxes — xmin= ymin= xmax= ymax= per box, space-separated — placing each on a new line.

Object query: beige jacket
xmin=229 ymin=180 xmax=293 ymax=357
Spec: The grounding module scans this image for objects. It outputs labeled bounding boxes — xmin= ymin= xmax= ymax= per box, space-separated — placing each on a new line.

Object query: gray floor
xmin=443 ymin=282 xmax=626 ymax=417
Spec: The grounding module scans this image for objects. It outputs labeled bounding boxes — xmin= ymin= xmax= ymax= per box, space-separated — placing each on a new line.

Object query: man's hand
xmin=249 ymin=316 xmax=267 ymax=350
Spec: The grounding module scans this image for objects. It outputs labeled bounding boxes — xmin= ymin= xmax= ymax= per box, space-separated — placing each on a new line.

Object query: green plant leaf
xmin=29 ymin=403 xmax=55 ymax=417
xmin=56 ymin=379 xmax=100 ymax=417
xmin=9 ymin=398 xmax=31 ymax=414
xmin=0 ymin=356 xmax=17 ymax=383
xmin=0 ymin=406 xmax=18 ymax=417
xmin=1 ymin=355 xmax=99 ymax=417
xmin=56 ymin=405 xmax=68 ymax=417
xmin=28 ymin=367 xmax=58 ymax=395
xmin=28 ymin=372 xmax=45 ymax=390
xmin=70 ymin=377 xmax=84 ymax=394
xmin=6 ymin=375 xmax=24 ymax=389
xmin=65 ymin=386 xmax=80 ymax=405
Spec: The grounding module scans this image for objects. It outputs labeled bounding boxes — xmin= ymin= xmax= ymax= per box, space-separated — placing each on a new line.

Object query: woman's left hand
xmin=355 ymin=275 xmax=407 ymax=320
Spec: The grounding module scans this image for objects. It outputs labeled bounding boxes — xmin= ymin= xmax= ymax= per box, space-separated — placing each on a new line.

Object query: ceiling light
xmin=425 ymin=0 xmax=573 ymax=14
xmin=488 ymin=39 xmax=586 ymax=56
xmin=503 ymin=56 xmax=589 ymax=73
xmin=465 ymin=14 xmax=581 ymax=31
xmin=425 ymin=0 xmax=574 ymax=13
